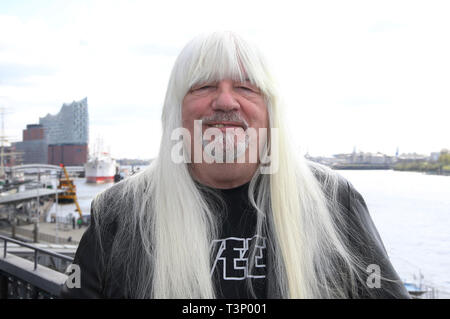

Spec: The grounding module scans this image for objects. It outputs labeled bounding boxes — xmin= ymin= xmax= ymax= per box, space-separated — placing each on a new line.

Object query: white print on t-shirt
xmin=210 ymin=235 xmax=266 ymax=280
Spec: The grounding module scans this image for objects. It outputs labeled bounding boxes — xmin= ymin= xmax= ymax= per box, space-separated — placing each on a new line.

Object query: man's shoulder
xmin=307 ymin=161 xmax=352 ymax=210
xmin=91 ymin=178 xmax=138 ymax=219
xmin=97 ymin=179 xmax=128 ymax=200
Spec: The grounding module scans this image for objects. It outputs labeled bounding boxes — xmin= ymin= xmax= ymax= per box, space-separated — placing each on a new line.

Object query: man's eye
xmin=190 ymin=85 xmax=215 ymax=96
xmin=192 ymin=85 xmax=215 ymax=92
xmin=236 ymin=86 xmax=253 ymax=92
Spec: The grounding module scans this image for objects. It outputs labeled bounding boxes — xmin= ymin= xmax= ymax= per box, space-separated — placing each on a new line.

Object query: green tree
xmin=439 ymin=152 xmax=450 ymax=165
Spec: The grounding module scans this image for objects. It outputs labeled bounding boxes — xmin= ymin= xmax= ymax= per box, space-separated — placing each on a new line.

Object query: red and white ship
xmin=85 ymin=152 xmax=117 ymax=184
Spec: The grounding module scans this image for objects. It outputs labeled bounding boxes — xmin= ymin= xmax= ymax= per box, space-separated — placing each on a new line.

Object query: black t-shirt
xmin=198 ymin=182 xmax=267 ymax=299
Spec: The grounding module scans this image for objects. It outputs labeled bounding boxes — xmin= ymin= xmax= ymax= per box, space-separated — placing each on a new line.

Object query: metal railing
xmin=9 ymin=227 xmax=80 ymax=245
xmin=1 ymin=234 xmax=74 ymax=269
xmin=0 ymin=234 xmax=74 ymax=299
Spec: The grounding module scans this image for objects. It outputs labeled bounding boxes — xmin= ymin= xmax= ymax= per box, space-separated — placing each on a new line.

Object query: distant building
xmin=332 ymin=151 xmax=394 ymax=165
xmin=13 ymin=98 xmax=89 ymax=166
xmin=13 ymin=124 xmax=47 ymax=164
xmin=1 ymin=145 xmax=21 ymax=166
xmin=429 ymin=152 xmax=441 ymax=162
xmin=40 ymin=98 xmax=89 ymax=166
xmin=307 ymin=150 xmax=396 ymax=169
xmin=397 ymin=153 xmax=428 ymax=162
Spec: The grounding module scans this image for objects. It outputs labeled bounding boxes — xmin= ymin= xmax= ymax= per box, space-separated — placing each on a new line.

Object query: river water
xmin=336 ymin=169 xmax=450 ymax=297
xmin=53 ymin=168 xmax=450 ymax=297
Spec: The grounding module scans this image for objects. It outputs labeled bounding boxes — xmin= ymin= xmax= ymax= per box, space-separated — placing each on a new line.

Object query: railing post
xmin=0 ymin=272 xmax=8 ymax=299
xmin=31 ymin=285 xmax=39 ymax=299
xmin=11 ymin=218 xmax=16 ymax=239
xmin=33 ymin=219 xmax=39 ymax=243
xmin=34 ymin=250 xmax=38 ymax=270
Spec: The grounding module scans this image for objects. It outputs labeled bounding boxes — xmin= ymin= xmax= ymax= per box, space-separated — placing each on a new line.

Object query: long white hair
xmin=93 ymin=31 xmax=374 ymax=298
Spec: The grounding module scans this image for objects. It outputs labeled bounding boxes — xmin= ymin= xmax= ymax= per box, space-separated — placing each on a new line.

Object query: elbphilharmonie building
xmin=14 ymin=98 xmax=89 ymax=166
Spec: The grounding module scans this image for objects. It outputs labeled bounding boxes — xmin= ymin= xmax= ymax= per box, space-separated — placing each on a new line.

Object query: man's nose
xmin=211 ymin=86 xmax=240 ymax=112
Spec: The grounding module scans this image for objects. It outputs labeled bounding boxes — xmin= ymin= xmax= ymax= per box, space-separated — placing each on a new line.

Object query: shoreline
xmin=331 ymin=165 xmax=450 ymax=176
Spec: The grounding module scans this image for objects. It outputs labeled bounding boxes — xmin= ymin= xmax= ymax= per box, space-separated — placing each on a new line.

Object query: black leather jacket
xmin=60 ymin=173 xmax=410 ymax=299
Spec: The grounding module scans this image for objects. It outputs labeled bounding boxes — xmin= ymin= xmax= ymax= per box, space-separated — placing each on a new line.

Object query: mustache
xmin=200 ymin=112 xmax=249 ymax=130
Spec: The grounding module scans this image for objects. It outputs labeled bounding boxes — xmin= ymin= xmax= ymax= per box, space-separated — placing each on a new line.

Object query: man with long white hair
xmin=61 ymin=32 xmax=410 ymax=299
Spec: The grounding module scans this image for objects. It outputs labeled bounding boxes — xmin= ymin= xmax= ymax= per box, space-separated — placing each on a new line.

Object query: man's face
xmin=182 ymin=78 xmax=269 ymax=163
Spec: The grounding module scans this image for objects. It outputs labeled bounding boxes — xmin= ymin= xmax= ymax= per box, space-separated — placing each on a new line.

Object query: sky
xmin=0 ymin=0 xmax=449 ymax=159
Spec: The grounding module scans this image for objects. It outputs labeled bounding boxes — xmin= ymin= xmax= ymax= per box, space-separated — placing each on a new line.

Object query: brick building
xmin=48 ymin=144 xmax=88 ymax=166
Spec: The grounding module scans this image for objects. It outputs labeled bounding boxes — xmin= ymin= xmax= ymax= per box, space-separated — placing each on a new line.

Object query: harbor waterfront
xmin=2 ymin=167 xmax=448 ymax=298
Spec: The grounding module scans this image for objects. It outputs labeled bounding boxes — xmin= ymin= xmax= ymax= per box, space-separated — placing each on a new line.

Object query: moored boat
xmin=85 ymin=152 xmax=117 ymax=184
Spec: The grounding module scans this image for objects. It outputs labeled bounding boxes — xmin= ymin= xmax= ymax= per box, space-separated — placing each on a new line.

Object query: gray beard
xmin=202 ymin=131 xmax=249 ymax=163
